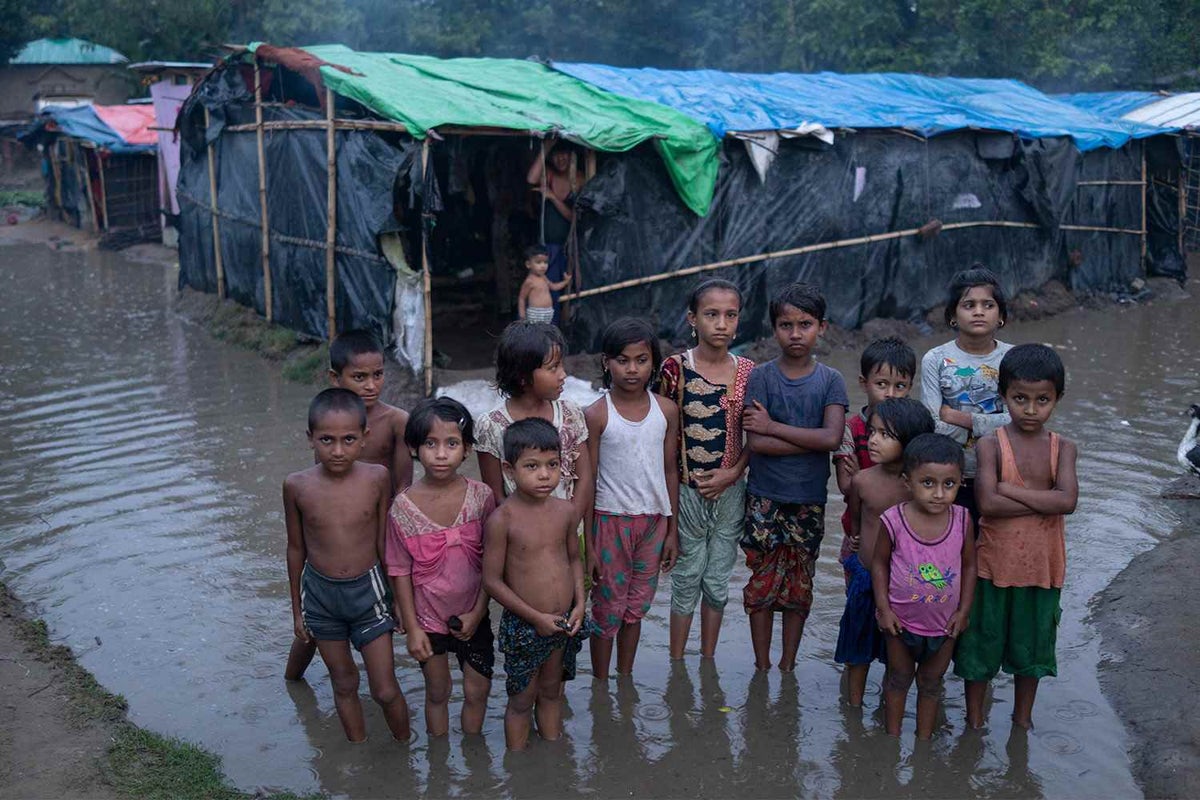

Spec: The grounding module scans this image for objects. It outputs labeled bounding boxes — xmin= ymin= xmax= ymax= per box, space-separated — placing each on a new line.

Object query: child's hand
xmin=660 ymin=532 xmax=679 ymax=572
xmin=946 ymin=609 xmax=970 ymax=638
xmin=848 ymin=533 xmax=861 ymax=552
xmin=877 ymin=608 xmax=903 ymax=637
xmin=406 ymin=629 xmax=433 ymax=662
xmin=694 ymin=466 xmax=738 ymax=500
xmin=453 ymin=608 xmax=482 ymax=641
xmin=566 ymin=605 xmax=584 ymax=637
xmin=534 ymin=613 xmax=564 ymax=638
xmin=835 ymin=456 xmax=860 ymax=482
xmin=293 ymin=613 xmax=311 ymax=643
xmin=742 ymin=401 xmax=773 ymax=435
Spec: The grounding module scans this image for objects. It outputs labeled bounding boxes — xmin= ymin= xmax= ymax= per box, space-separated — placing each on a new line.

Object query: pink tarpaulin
xmin=148 ymin=83 xmax=191 ymax=214
xmin=91 ymin=104 xmax=158 ymax=147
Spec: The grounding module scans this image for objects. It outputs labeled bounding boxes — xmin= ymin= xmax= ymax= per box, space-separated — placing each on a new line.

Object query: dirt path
xmin=1094 ymin=501 xmax=1200 ymax=799
xmin=0 ymin=586 xmax=118 ymax=799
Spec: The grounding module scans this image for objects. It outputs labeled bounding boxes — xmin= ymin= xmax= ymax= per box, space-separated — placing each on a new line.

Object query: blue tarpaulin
xmin=1056 ymin=92 xmax=1164 ymax=120
xmin=21 ymin=105 xmax=156 ymax=154
xmin=553 ymin=63 xmax=1165 ymax=151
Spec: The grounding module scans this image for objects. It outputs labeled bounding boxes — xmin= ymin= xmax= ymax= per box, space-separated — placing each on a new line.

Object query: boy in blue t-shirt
xmin=741 ymin=283 xmax=849 ymax=671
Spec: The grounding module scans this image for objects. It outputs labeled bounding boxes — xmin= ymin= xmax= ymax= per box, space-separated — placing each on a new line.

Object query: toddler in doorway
xmin=518 ymin=245 xmax=572 ymax=324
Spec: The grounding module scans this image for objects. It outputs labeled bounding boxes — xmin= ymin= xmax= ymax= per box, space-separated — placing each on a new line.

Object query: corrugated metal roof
xmin=1122 ymin=93 xmax=1200 ymax=129
xmin=10 ymin=38 xmax=127 ymax=65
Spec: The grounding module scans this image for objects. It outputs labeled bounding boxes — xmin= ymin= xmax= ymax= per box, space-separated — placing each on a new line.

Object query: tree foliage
xmin=15 ymin=0 xmax=1200 ymax=90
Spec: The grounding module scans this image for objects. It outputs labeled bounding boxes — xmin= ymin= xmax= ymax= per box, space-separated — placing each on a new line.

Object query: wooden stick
xmin=224 ymin=119 xmax=410 ymax=133
xmin=1141 ymin=147 xmax=1148 ymax=269
xmin=325 ymin=88 xmax=338 ymax=341
xmin=585 ymin=149 xmax=597 ymax=181
xmin=204 ymin=108 xmax=225 ymax=299
xmin=421 ymin=138 xmax=434 ymax=396
xmin=558 ymin=219 xmax=1141 ymax=302
xmin=1179 ymin=170 xmax=1186 ymax=257
xmin=1075 ymin=180 xmax=1145 ymax=186
xmin=80 ymin=148 xmax=98 ymax=233
xmin=96 ymin=153 xmax=110 ymax=231
xmin=50 ymin=146 xmax=62 ymax=211
xmin=255 ymin=62 xmax=273 ymax=323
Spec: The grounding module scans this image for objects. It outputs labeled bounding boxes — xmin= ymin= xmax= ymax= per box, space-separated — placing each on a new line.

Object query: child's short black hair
xmin=902 ymin=433 xmax=965 ymax=475
xmin=871 ymin=398 xmax=934 ymax=447
xmin=599 ymin=317 xmax=662 ymax=389
xmin=330 ymin=329 xmax=384 ymax=373
xmin=404 ymin=396 xmax=475 ymax=451
xmin=999 ymin=343 xmax=1066 ymax=397
xmin=308 ymin=387 xmax=367 ymax=431
xmin=769 ymin=282 xmax=826 ymax=326
xmin=688 ymin=278 xmax=742 ymax=312
xmin=944 ymin=265 xmax=1008 ymax=325
xmin=860 ymin=336 xmax=916 ymax=380
xmin=502 ymin=417 xmax=560 ymax=464
xmin=524 ymin=244 xmax=548 ymax=262
xmin=494 ymin=320 xmax=566 ymax=398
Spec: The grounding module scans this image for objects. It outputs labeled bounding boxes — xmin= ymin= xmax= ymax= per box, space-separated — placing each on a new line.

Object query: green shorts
xmin=953 ymin=578 xmax=1062 ymax=682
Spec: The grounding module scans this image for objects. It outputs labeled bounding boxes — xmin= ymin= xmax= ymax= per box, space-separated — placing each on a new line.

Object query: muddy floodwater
xmin=0 ymin=242 xmax=1195 ymax=798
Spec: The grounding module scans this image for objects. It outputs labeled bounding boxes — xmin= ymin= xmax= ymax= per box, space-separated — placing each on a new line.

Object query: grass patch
xmin=282 ymin=344 xmax=329 ymax=384
xmin=3 ymin=586 xmax=128 ymax=726
xmin=1 ymin=581 xmax=321 ymax=799
xmin=0 ymin=189 xmax=44 ymax=207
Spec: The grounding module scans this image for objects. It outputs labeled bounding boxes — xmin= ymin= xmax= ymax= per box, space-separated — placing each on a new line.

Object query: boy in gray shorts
xmin=284 ymin=388 xmax=411 ymax=742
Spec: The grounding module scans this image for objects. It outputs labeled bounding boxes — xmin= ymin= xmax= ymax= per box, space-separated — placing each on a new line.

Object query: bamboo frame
xmin=204 ymin=108 xmax=225 ymax=299
xmin=96 ymin=153 xmax=110 ymax=231
xmin=421 ymin=138 xmax=434 ymax=396
xmin=1141 ymin=147 xmax=1148 ymax=268
xmin=80 ymin=148 xmax=98 ymax=233
xmin=325 ymin=88 xmax=338 ymax=340
xmin=255 ymin=63 xmax=273 ymax=323
xmin=558 ymin=219 xmax=1144 ymax=302
xmin=225 ymin=119 xmax=409 ymax=133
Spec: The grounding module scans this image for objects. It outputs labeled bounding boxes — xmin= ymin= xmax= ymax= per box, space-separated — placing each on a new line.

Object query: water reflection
xmin=0 ymin=242 xmax=1193 ymax=797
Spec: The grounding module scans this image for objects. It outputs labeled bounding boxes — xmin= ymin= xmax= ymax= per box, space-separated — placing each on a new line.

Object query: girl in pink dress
xmin=387 ymin=397 xmax=497 ymax=737
xmin=872 ymin=433 xmax=977 ymax=739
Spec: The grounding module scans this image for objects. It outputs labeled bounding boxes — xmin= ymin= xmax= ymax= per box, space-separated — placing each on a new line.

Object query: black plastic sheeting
xmin=567 ymin=130 xmax=1182 ymax=353
xmin=176 ymin=65 xmax=423 ymax=342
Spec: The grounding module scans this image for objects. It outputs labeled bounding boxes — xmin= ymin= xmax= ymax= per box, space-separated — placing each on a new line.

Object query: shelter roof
xmin=1055 ymin=91 xmax=1165 ymax=119
xmin=21 ymin=104 xmax=156 ymax=153
xmin=10 ymin=38 xmax=127 ymax=66
xmin=1120 ymin=93 xmax=1200 ymax=129
xmin=254 ymin=44 xmax=719 ymax=215
xmin=552 ymin=63 xmax=1163 ymax=151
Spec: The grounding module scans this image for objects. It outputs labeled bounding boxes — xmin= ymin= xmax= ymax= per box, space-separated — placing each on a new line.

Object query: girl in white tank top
xmin=584 ymin=319 xmax=680 ymax=680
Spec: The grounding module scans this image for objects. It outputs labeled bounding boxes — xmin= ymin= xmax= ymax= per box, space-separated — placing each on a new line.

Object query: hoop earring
xmin=998 ymin=319 xmax=1006 ymax=328
xmin=949 ymin=320 xmax=958 ymax=329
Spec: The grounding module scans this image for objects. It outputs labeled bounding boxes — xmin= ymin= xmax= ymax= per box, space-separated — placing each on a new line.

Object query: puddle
xmin=0 ymin=242 xmax=1193 ymax=797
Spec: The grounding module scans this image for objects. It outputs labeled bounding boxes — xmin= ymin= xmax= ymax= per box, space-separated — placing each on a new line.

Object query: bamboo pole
xmin=1140 ymin=147 xmax=1148 ymax=269
xmin=325 ymin=88 xmax=337 ymax=341
xmin=1178 ymin=169 xmax=1186 ymax=256
xmin=204 ymin=107 xmax=225 ymax=299
xmin=50 ymin=146 xmax=62 ymax=210
xmin=1075 ymin=180 xmax=1146 ymax=186
xmin=559 ymin=219 xmax=1142 ymax=302
xmin=224 ymin=119 xmax=410 ymax=133
xmin=80 ymin=148 xmax=98 ymax=233
xmin=421 ymin=137 xmax=434 ymax=396
xmin=255 ymin=62 xmax=273 ymax=323
xmin=96 ymin=152 xmax=110 ymax=231
xmin=585 ymin=149 xmax=597 ymax=181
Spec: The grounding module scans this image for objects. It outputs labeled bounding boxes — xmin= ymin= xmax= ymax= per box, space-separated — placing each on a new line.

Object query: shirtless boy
xmin=518 ymin=245 xmax=572 ymax=325
xmin=482 ymin=418 xmax=596 ymax=750
xmin=284 ymin=388 xmax=411 ymax=742
xmin=286 ymin=329 xmax=413 ymax=681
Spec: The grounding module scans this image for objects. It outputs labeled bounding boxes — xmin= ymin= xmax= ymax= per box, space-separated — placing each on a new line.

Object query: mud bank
xmin=1094 ymin=501 xmax=1200 ymax=799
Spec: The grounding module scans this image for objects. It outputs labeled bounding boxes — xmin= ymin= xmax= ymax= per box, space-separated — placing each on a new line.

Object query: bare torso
xmin=521 ymin=275 xmax=553 ymax=309
xmin=1005 ymin=427 xmax=1054 ymax=489
xmin=496 ymin=497 xmax=576 ymax=615
xmin=853 ymin=465 xmax=910 ymax=565
xmin=361 ymin=402 xmax=412 ymax=495
xmin=285 ymin=462 xmax=389 ymax=578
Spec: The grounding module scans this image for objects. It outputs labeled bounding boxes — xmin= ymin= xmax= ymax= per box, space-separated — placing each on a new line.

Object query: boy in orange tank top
xmin=953 ymin=344 xmax=1078 ymax=730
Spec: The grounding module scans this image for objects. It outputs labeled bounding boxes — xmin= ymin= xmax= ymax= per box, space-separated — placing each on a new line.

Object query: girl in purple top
xmin=387 ymin=397 xmax=497 ymax=737
xmin=872 ymin=433 xmax=977 ymax=739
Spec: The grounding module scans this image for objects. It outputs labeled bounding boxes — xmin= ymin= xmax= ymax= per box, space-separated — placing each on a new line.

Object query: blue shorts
xmin=300 ymin=563 xmax=395 ymax=650
xmin=834 ymin=553 xmax=885 ymax=666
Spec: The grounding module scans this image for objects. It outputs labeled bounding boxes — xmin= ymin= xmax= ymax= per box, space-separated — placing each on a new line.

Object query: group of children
xmin=283 ymin=266 xmax=1078 ymax=750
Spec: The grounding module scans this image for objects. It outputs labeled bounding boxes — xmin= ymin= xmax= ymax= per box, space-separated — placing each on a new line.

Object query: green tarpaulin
xmin=249 ymin=43 xmax=718 ymax=216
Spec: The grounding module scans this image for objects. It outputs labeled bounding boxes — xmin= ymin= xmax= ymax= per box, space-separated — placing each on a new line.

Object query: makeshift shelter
xmin=21 ymin=103 xmax=160 ymax=243
xmin=176 ymin=45 xmax=1184 ymax=392
xmin=1 ymin=38 xmax=131 ymax=121
xmin=129 ymin=62 xmax=212 ymax=246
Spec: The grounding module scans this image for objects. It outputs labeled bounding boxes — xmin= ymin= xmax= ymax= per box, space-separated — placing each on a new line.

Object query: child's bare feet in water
xmin=778 ymin=659 xmax=796 ymax=672
xmin=755 ymin=661 xmax=772 ymax=671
